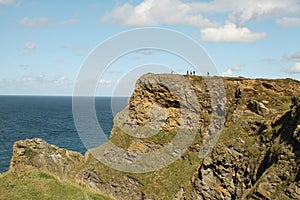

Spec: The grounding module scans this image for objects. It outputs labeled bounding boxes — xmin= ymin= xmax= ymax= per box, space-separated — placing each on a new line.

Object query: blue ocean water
xmin=0 ymin=96 xmax=128 ymax=172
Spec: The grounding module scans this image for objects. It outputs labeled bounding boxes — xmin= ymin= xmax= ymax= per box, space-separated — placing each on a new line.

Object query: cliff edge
xmin=5 ymin=74 xmax=300 ymax=199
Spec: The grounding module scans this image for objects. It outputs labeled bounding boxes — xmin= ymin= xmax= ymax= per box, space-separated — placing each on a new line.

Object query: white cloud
xmin=21 ymin=75 xmax=47 ymax=83
xmin=19 ymin=17 xmax=51 ymax=28
xmin=228 ymin=0 xmax=300 ymax=25
xmin=98 ymin=79 xmax=112 ymax=84
xmin=0 ymin=74 xmax=74 ymax=95
xmin=222 ymin=64 xmax=241 ymax=76
xmin=101 ymin=0 xmax=218 ymax=28
xmin=0 ymin=0 xmax=14 ymax=5
xmin=20 ymin=74 xmax=72 ymax=91
xmin=23 ymin=41 xmax=36 ymax=55
xmin=101 ymin=0 xmax=300 ymax=27
xmin=190 ymin=0 xmax=300 ymax=25
xmin=283 ymin=51 xmax=300 ymax=62
xmin=58 ymin=19 xmax=80 ymax=26
xmin=288 ymin=63 xmax=300 ymax=73
xmin=201 ymin=22 xmax=266 ymax=42
xmin=276 ymin=17 xmax=300 ymax=28
xmin=19 ymin=17 xmax=80 ymax=28
xmin=53 ymin=76 xmax=68 ymax=86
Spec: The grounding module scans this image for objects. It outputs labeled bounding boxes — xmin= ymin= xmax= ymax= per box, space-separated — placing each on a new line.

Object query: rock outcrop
xmin=247 ymin=99 xmax=269 ymax=116
xmin=10 ymin=138 xmax=84 ymax=179
xmin=7 ymin=74 xmax=300 ymax=199
xmin=114 ymin=74 xmax=201 ymax=134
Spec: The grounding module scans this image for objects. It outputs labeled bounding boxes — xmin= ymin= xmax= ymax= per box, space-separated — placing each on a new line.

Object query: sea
xmin=0 ymin=96 xmax=128 ymax=172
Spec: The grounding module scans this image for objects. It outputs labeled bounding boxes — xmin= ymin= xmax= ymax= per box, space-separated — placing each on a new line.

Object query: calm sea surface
xmin=0 ymin=96 xmax=128 ymax=172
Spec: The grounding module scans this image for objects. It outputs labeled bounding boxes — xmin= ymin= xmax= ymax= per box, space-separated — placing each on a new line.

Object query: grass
xmin=0 ymin=169 xmax=112 ymax=200
xmin=219 ymin=122 xmax=243 ymax=143
xmin=87 ymin=129 xmax=204 ymax=199
xmin=24 ymin=147 xmax=38 ymax=158
xmin=219 ymin=117 xmax=264 ymax=158
xmin=110 ymin=127 xmax=177 ymax=152
xmin=110 ymin=126 xmax=134 ymax=149
xmin=91 ymin=149 xmax=201 ymax=199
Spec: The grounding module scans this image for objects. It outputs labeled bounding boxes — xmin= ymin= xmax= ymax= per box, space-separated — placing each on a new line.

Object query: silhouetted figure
xmin=235 ymin=88 xmax=242 ymax=98
xmin=207 ymin=72 xmax=209 ymax=76
xmin=190 ymin=70 xmax=192 ymax=75
xmin=291 ymin=95 xmax=299 ymax=108
xmin=187 ymin=70 xmax=189 ymax=75
xmin=193 ymin=71 xmax=195 ymax=76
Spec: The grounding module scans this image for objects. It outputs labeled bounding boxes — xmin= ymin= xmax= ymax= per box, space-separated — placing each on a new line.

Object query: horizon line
xmin=0 ymin=94 xmax=130 ymax=98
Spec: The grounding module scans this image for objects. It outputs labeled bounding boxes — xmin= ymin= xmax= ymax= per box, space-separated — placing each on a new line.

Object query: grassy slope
xmin=0 ymin=169 xmax=112 ymax=200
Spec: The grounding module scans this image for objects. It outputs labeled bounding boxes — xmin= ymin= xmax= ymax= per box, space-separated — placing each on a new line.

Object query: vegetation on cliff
xmin=0 ymin=169 xmax=111 ymax=200
xmin=1 ymin=74 xmax=300 ymax=199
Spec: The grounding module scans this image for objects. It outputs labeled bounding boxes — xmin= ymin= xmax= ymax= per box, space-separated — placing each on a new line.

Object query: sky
xmin=1 ymin=0 xmax=300 ymax=96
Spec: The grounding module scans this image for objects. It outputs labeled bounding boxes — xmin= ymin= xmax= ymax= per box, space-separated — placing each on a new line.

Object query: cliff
xmin=3 ymin=74 xmax=300 ymax=199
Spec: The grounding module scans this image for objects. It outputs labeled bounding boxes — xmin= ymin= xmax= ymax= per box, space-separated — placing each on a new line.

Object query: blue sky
xmin=1 ymin=0 xmax=300 ymax=96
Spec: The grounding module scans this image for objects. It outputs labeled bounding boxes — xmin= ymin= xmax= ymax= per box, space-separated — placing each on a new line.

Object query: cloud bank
xmin=201 ymin=22 xmax=266 ymax=42
xmin=101 ymin=0 xmax=299 ymax=42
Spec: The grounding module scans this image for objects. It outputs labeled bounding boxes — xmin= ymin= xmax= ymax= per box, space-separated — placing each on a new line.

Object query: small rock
xmin=247 ymin=100 xmax=269 ymax=116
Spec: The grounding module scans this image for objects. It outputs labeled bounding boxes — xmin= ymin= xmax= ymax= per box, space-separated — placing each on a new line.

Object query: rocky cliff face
xmin=190 ymin=77 xmax=300 ymax=199
xmin=8 ymin=74 xmax=300 ymax=199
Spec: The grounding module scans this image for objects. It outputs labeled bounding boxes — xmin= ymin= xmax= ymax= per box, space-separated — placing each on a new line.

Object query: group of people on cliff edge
xmin=186 ymin=70 xmax=209 ymax=76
